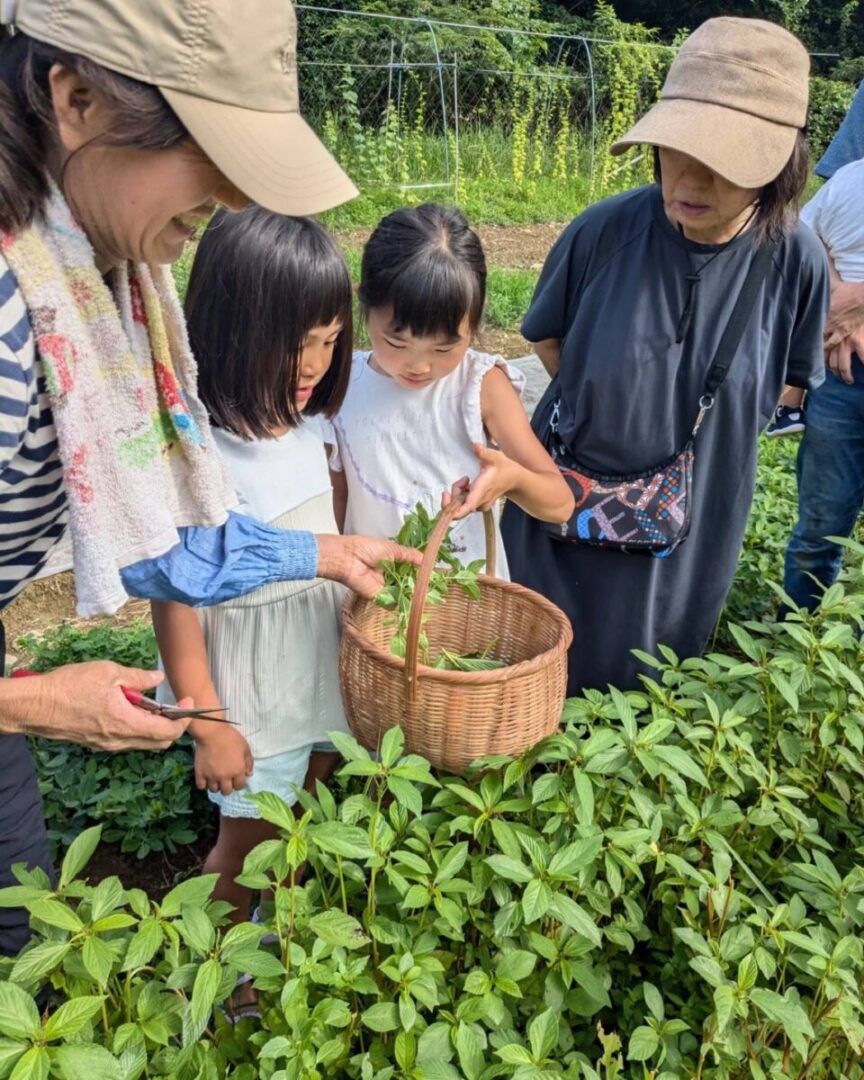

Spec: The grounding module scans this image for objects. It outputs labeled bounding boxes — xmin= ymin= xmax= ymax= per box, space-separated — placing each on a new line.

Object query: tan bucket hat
xmin=1 ymin=0 xmax=359 ymax=215
xmin=610 ymin=17 xmax=809 ymax=189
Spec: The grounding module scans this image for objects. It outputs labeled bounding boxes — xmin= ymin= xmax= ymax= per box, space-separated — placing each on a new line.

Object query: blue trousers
xmin=0 ymin=618 xmax=54 ymax=956
xmin=784 ymin=364 xmax=864 ymax=609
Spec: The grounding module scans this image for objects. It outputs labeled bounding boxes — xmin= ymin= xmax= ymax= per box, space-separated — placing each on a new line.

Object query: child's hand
xmin=193 ymin=726 xmax=254 ymax=796
xmin=447 ymin=444 xmax=519 ymax=519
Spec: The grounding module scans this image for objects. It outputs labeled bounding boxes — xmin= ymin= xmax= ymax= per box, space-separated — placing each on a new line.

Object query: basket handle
xmin=404 ymin=497 xmax=497 ymax=705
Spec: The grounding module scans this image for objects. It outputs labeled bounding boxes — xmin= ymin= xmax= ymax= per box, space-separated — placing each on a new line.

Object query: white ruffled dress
xmin=326 ymin=349 xmax=526 ymax=579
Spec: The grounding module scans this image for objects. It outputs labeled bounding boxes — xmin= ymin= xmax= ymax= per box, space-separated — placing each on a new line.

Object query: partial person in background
xmin=784 ymin=158 xmax=864 ymax=609
xmin=766 ymin=77 xmax=864 ymax=435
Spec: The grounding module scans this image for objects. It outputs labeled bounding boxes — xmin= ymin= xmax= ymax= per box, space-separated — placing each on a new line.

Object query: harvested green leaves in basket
xmin=375 ymin=503 xmax=505 ymax=671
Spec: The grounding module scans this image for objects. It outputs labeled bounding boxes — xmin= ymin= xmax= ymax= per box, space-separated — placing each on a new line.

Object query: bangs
xmin=359 ymin=203 xmax=488 ymax=338
xmin=387 ymin=252 xmax=484 ymax=339
xmin=297 ymin=242 xmax=354 ymax=343
xmin=186 ymin=207 xmax=352 ymax=439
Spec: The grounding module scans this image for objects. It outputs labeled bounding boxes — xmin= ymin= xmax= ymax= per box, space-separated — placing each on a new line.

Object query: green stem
xmin=337 ymin=856 xmax=349 ymax=914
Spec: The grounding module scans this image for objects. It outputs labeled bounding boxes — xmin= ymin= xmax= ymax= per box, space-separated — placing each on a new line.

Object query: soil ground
xmin=3 ymin=582 xmax=149 ymax=662
xmin=339 ymin=220 xmax=566 ymax=269
xmin=84 ymin=833 xmax=213 ymax=900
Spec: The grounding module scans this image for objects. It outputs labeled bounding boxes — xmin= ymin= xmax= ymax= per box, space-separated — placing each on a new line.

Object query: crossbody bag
xmin=542 ymin=238 xmax=776 ymax=556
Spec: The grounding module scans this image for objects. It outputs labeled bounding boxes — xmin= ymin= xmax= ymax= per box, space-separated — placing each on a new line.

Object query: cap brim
xmin=162 ymin=88 xmax=359 ymax=215
xmin=610 ymin=98 xmax=798 ymax=188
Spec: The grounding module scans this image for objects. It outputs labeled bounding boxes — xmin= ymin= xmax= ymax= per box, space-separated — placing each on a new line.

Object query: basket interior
xmin=351 ymin=579 xmax=564 ymax=667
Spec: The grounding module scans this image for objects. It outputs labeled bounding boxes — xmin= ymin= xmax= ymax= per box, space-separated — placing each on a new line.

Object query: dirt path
xmin=338 ymin=221 xmax=566 ymax=268
xmin=3 ymin=576 xmax=150 ymax=660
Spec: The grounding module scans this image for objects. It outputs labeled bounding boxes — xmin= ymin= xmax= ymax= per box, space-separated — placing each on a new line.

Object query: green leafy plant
xmin=16 ymin=621 xmax=158 ymax=674
xmin=6 ymin=545 xmax=864 ymax=1076
xmin=807 ymin=75 xmax=856 ymax=161
xmin=34 ymin=742 xmax=204 ymax=859
xmin=376 ymin=503 xmax=503 ymax=670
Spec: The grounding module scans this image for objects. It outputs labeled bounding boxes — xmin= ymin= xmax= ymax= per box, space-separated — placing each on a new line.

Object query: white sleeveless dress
xmin=326 ymin=349 xmax=525 ymax=579
xmin=160 ymin=419 xmax=348 ymax=817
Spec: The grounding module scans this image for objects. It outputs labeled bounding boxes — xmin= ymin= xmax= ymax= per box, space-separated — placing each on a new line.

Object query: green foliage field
xmin=6 ymin=529 xmax=864 ymax=1074
xmin=18 ymin=623 xmax=210 ymax=861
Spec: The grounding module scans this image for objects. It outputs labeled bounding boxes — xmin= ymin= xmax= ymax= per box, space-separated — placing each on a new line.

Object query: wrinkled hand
xmin=825 ymin=281 xmax=864 ymax=348
xmin=17 ymin=662 xmax=191 ymax=751
xmin=850 ymin=326 xmax=864 ymax=365
xmin=826 ymin=337 xmax=856 ymax=384
xmin=826 ymin=327 xmax=864 ymax=385
xmin=444 ymin=444 xmax=518 ymax=519
xmin=316 ymin=534 xmax=421 ymax=598
xmin=193 ymin=726 xmax=253 ymax=795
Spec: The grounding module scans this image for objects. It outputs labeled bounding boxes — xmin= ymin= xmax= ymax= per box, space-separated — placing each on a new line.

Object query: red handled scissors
xmin=11 ymin=670 xmax=237 ymax=725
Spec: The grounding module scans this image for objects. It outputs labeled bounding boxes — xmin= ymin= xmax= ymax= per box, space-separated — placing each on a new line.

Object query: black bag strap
xmin=703 ymin=238 xmax=777 ymax=398
xmin=690 ymin=237 xmax=776 ymax=437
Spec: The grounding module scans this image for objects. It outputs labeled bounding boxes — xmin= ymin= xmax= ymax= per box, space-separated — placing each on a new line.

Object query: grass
xmin=317 ymin=126 xmax=598 ymax=230
xmin=318 ymin=171 xmax=590 ymax=231
xmin=485 ymin=267 xmax=538 ymax=329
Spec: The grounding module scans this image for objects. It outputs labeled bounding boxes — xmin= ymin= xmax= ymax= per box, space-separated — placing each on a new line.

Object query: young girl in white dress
xmin=326 ymin=204 xmax=574 ymax=573
xmin=152 ymin=206 xmax=352 ymax=922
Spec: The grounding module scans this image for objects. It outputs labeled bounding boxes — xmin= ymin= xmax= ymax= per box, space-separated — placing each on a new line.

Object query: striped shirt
xmin=0 ymin=251 xmax=67 ymax=610
xmin=0 ymin=250 xmax=319 ymax=616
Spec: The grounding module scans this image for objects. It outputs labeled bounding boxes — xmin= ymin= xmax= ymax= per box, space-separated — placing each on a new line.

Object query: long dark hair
xmin=653 ymin=131 xmax=811 ymax=243
xmin=0 ymin=29 xmax=187 ymax=233
xmin=359 ymin=203 xmax=487 ymax=337
xmin=185 ymin=207 xmax=353 ymax=440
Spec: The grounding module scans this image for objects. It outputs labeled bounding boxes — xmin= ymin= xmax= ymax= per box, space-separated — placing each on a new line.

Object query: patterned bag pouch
xmin=541 ymin=236 xmax=777 ymax=558
xmin=542 ymin=399 xmax=705 ymax=556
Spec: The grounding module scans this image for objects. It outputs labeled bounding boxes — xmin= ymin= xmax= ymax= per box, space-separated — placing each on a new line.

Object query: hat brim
xmin=161 ymin=88 xmax=359 ymax=215
xmin=609 ymin=98 xmax=798 ymax=189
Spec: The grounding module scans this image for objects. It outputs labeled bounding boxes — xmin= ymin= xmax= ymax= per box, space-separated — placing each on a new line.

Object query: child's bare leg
xmin=203 ymin=816 xmax=279 ymax=924
xmin=303 ymin=750 xmax=340 ymax=797
xmin=778 ymin=386 xmax=805 ymax=408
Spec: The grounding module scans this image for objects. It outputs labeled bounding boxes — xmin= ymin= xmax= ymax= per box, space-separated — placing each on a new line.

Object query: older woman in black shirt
xmin=503 ymin=17 xmax=829 ymax=695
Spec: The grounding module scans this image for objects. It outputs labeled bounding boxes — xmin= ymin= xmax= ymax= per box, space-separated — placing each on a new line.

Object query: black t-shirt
xmin=502 ymin=184 xmax=829 ymax=694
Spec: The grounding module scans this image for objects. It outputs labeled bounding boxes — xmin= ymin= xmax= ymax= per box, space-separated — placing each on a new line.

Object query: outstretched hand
xmin=316 ymin=534 xmax=421 ymax=597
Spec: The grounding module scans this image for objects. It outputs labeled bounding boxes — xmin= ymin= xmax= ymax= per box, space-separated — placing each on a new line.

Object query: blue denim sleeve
xmin=816 ymin=80 xmax=864 ymax=179
xmin=119 ymin=510 xmax=319 ymax=606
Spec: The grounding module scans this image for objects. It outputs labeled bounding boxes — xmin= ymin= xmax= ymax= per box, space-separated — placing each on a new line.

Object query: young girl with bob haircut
xmin=153 ymin=206 xmax=352 ymax=922
xmin=328 ymin=204 xmax=574 ymax=575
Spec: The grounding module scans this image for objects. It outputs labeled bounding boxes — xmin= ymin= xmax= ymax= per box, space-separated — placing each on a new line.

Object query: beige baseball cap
xmin=611 ymin=17 xmax=809 ymax=189
xmin=2 ymin=0 xmax=359 ymax=215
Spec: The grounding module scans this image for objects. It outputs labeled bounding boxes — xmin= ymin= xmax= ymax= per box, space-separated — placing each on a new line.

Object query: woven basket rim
xmin=342 ymin=573 xmax=573 ymax=686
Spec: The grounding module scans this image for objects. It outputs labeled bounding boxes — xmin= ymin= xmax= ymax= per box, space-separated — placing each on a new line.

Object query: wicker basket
xmin=340 ymin=501 xmax=573 ymax=773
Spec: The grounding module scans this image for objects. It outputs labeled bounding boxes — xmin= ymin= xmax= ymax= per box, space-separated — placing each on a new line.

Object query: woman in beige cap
xmin=503 ymin=17 xmax=830 ymax=696
xmin=0 ymin=0 xmax=417 ymax=954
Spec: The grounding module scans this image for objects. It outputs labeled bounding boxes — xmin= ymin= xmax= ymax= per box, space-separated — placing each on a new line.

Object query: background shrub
xmin=808 ymin=75 xmax=857 ymax=161
xmin=16 ymin=622 xmax=212 ymax=859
